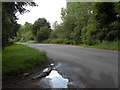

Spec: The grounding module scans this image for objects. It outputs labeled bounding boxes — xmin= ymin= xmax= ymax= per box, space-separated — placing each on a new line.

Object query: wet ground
xmin=38 ymin=60 xmax=96 ymax=88
xmin=49 ymin=60 xmax=117 ymax=88
xmin=3 ymin=59 xmax=95 ymax=88
xmin=3 ymin=58 xmax=117 ymax=88
xmin=38 ymin=62 xmax=87 ymax=88
xmin=38 ymin=59 xmax=118 ymax=88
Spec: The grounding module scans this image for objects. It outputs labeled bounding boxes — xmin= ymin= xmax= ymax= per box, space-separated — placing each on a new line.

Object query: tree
xmin=52 ymin=21 xmax=59 ymax=30
xmin=32 ymin=18 xmax=51 ymax=42
xmin=2 ymin=2 xmax=37 ymax=48
xmin=48 ymin=2 xmax=120 ymax=45
xmin=15 ymin=22 xmax=34 ymax=42
xmin=60 ymin=2 xmax=94 ymax=44
xmin=94 ymin=2 xmax=118 ymax=41
xmin=61 ymin=8 xmax=67 ymax=21
xmin=36 ymin=26 xmax=51 ymax=42
xmin=32 ymin=18 xmax=50 ymax=35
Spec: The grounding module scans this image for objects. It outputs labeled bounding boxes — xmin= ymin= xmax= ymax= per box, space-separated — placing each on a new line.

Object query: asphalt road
xmin=22 ymin=43 xmax=118 ymax=88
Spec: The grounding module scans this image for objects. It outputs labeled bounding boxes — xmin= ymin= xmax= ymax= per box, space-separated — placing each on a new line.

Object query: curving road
xmin=22 ymin=43 xmax=118 ymax=88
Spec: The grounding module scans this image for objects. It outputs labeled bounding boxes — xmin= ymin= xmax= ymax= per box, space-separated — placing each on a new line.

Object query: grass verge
xmin=90 ymin=40 xmax=119 ymax=50
xmin=2 ymin=44 xmax=47 ymax=76
xmin=43 ymin=39 xmax=119 ymax=51
xmin=16 ymin=39 xmax=119 ymax=50
xmin=16 ymin=40 xmax=37 ymax=44
xmin=79 ymin=40 xmax=119 ymax=51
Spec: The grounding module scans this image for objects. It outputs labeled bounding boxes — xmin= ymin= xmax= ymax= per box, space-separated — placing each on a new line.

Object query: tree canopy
xmin=2 ymin=2 xmax=37 ymax=48
xmin=15 ymin=18 xmax=51 ymax=43
xmin=50 ymin=2 xmax=120 ymax=45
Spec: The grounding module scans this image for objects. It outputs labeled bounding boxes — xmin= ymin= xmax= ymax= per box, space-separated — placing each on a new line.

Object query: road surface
xmin=22 ymin=43 xmax=118 ymax=88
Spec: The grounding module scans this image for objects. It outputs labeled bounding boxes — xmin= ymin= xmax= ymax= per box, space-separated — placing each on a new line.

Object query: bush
xmin=43 ymin=38 xmax=75 ymax=45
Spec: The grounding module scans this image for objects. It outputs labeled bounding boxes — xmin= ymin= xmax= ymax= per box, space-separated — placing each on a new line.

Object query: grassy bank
xmin=42 ymin=39 xmax=119 ymax=50
xmin=3 ymin=44 xmax=47 ymax=76
xmin=16 ymin=40 xmax=37 ymax=44
xmin=89 ymin=40 xmax=119 ymax=50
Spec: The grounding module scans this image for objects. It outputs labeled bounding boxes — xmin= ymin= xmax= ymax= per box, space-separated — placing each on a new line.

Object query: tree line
xmin=2 ymin=2 xmax=120 ymax=49
xmin=49 ymin=2 xmax=120 ymax=46
xmin=2 ymin=2 xmax=51 ymax=47
xmin=15 ymin=18 xmax=51 ymax=42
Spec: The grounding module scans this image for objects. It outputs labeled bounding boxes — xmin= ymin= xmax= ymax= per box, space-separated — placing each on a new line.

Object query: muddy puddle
xmin=38 ymin=69 xmax=76 ymax=88
xmin=38 ymin=63 xmax=86 ymax=88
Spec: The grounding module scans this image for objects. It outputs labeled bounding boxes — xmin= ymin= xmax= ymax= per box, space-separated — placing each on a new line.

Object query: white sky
xmin=16 ymin=0 xmax=66 ymax=28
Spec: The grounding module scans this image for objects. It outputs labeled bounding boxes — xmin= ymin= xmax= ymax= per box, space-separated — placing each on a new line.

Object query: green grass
xmin=42 ymin=38 xmax=75 ymax=45
xmin=91 ymin=40 xmax=119 ymax=50
xmin=2 ymin=44 xmax=47 ymax=76
xmin=16 ymin=40 xmax=37 ymax=44
xmin=43 ymin=39 xmax=119 ymax=51
xmin=79 ymin=40 xmax=119 ymax=50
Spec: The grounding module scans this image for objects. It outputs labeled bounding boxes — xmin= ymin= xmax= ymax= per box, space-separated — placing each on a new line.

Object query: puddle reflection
xmin=39 ymin=70 xmax=75 ymax=88
xmin=38 ymin=63 xmax=86 ymax=88
xmin=46 ymin=70 xmax=69 ymax=88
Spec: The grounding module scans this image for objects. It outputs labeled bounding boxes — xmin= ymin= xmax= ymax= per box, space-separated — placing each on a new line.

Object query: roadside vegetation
xmin=16 ymin=40 xmax=37 ymax=44
xmin=13 ymin=2 xmax=120 ymax=51
xmin=89 ymin=40 xmax=119 ymax=50
xmin=2 ymin=2 xmax=37 ymax=48
xmin=2 ymin=2 xmax=120 ymax=50
xmin=2 ymin=2 xmax=49 ymax=76
xmin=42 ymin=39 xmax=119 ymax=50
xmin=2 ymin=44 xmax=47 ymax=76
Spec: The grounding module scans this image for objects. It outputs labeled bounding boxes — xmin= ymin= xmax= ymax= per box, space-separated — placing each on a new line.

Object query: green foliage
xmin=15 ymin=18 xmax=51 ymax=43
xmin=61 ymin=8 xmax=67 ymax=21
xmin=107 ymin=21 xmax=120 ymax=41
xmin=36 ymin=26 xmax=51 ymax=42
xmin=2 ymin=45 xmax=47 ymax=76
xmin=2 ymin=2 xmax=37 ymax=48
xmin=78 ymin=40 xmax=119 ymax=50
xmin=15 ymin=22 xmax=34 ymax=42
xmin=2 ymin=2 xmax=19 ymax=47
xmin=50 ymin=25 xmax=65 ymax=39
xmin=93 ymin=2 xmax=118 ymax=41
xmin=95 ymin=2 xmax=116 ymax=25
xmin=32 ymin=18 xmax=50 ymax=35
xmin=47 ymin=2 xmax=119 ymax=50
xmin=91 ymin=40 xmax=119 ymax=50
xmin=52 ymin=21 xmax=59 ymax=30
xmin=16 ymin=41 xmax=37 ymax=44
xmin=43 ymin=38 xmax=75 ymax=45
xmin=32 ymin=18 xmax=51 ymax=42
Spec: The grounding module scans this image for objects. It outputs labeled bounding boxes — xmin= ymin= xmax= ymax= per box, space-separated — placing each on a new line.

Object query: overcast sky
xmin=16 ymin=0 xmax=66 ymax=28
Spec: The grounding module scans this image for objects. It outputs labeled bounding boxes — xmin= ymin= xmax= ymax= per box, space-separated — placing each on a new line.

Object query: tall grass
xmin=43 ymin=39 xmax=119 ymax=50
xmin=91 ymin=40 xmax=119 ymax=50
xmin=2 ymin=45 xmax=47 ymax=76
xmin=43 ymin=38 xmax=75 ymax=45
